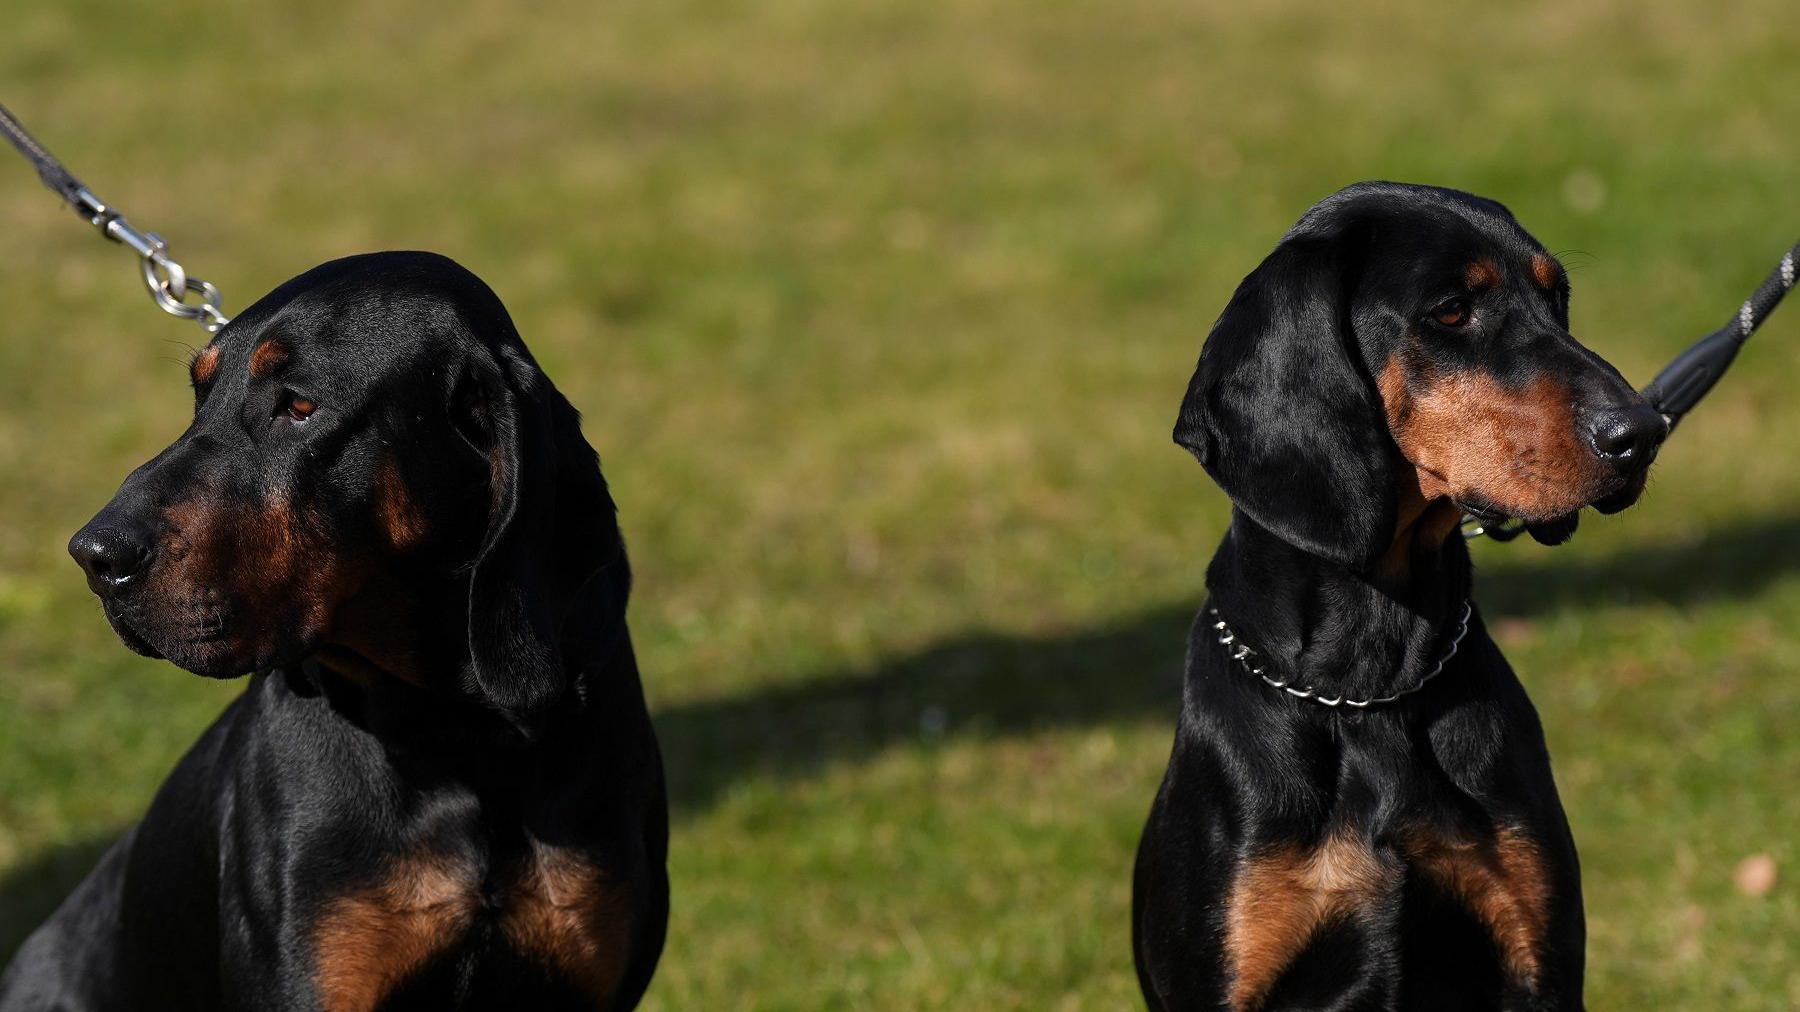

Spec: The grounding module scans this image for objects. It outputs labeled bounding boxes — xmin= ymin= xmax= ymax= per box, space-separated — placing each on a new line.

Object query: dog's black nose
xmin=1587 ymin=403 xmax=1667 ymax=471
xmin=69 ymin=520 xmax=154 ymax=594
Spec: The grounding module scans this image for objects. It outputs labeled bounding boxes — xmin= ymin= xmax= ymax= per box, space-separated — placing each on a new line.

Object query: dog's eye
xmin=1430 ymin=298 xmax=1471 ymax=328
xmin=279 ymin=393 xmax=316 ymax=423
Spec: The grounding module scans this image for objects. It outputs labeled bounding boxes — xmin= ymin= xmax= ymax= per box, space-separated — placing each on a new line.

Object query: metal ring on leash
xmin=139 ymin=233 xmax=228 ymax=332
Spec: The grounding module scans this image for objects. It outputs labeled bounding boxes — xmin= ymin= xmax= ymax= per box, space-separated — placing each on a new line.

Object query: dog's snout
xmin=1586 ymin=403 xmax=1667 ymax=472
xmin=68 ymin=519 xmax=154 ymax=594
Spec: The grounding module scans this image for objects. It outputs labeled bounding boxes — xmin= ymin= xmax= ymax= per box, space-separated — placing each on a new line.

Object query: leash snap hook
xmin=136 ymin=232 xmax=227 ymax=333
xmin=143 ymin=234 xmax=188 ymax=299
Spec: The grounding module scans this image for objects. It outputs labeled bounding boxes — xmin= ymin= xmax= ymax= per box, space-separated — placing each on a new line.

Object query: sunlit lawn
xmin=2 ymin=0 xmax=1797 ymax=1007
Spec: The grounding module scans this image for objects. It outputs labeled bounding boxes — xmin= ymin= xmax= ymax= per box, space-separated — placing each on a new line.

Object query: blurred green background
xmin=2 ymin=0 xmax=1797 ymax=1007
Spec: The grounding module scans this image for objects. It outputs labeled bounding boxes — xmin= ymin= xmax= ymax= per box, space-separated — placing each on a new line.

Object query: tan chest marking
xmin=1224 ymin=831 xmax=1398 ymax=1009
xmin=498 ymin=843 xmax=636 ymax=1005
xmin=312 ymin=854 xmax=481 ymax=1012
xmin=311 ymin=846 xmax=635 ymax=1011
xmin=1398 ymin=825 xmax=1552 ymax=985
xmin=1222 ymin=825 xmax=1553 ymax=1010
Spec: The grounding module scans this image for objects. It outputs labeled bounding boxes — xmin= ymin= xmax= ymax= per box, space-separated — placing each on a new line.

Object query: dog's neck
xmin=306 ymin=563 xmax=633 ymax=754
xmin=1205 ymin=506 xmax=1472 ymax=701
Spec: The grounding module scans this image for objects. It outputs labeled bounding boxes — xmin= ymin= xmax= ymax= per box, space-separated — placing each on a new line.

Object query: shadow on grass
xmin=656 ymin=604 xmax=1195 ymax=816
xmin=7 ymin=512 xmax=1799 ymax=961
xmin=0 ymin=835 xmax=117 ymax=966
xmin=656 ymin=510 xmax=1800 ymax=813
xmin=1477 ymin=512 xmax=1800 ymax=617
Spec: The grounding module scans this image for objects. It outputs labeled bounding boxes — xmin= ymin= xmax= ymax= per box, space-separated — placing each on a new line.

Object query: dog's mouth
xmin=1591 ymin=469 xmax=1649 ymax=515
xmin=1456 ymin=468 xmax=1649 ymax=546
xmin=99 ymin=598 xmax=268 ymax=678
xmin=101 ymin=603 xmax=165 ymax=660
xmin=1456 ymin=495 xmax=1580 ymax=546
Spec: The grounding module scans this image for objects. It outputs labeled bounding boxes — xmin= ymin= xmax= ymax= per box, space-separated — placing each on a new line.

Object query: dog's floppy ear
xmin=461 ymin=341 xmax=625 ymax=738
xmin=1173 ymin=204 xmax=1393 ymax=568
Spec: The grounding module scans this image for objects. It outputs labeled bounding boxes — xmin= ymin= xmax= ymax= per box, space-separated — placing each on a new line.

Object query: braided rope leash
xmin=0 ymin=102 xmax=228 ymax=334
xmin=1644 ymin=239 xmax=1800 ymax=431
xmin=1739 ymin=246 xmax=1796 ymax=340
xmin=1206 ymin=600 xmax=1473 ymax=708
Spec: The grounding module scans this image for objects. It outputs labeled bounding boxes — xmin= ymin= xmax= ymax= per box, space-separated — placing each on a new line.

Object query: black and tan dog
xmin=0 ymin=253 xmax=667 ymax=1010
xmin=1133 ymin=183 xmax=1666 ymax=1010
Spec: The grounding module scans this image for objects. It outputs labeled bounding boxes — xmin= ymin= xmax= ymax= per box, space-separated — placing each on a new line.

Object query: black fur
xmin=2 ymin=253 xmax=667 ymax=1011
xmin=1136 ymin=183 xmax=1665 ymax=1010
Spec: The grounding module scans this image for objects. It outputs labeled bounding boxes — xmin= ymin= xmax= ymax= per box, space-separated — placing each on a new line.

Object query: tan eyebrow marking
xmin=190 ymin=344 xmax=221 ymax=385
xmin=1464 ymin=259 xmax=1502 ymax=291
xmin=250 ymin=339 xmax=290 ymax=378
xmin=1530 ymin=253 xmax=1563 ymax=289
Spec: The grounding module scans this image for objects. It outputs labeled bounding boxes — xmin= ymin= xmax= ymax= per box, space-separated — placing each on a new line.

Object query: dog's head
xmin=1176 ymin=181 xmax=1664 ymax=569
xmin=68 ymin=252 xmax=624 ymax=732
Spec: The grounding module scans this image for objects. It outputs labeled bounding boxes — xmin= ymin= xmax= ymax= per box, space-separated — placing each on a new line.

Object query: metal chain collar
xmin=1206 ymin=600 xmax=1473 ymax=708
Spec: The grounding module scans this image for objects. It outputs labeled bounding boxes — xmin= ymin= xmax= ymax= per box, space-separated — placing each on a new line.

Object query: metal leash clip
xmin=2 ymin=102 xmax=230 ymax=335
xmin=70 ymin=186 xmax=229 ymax=333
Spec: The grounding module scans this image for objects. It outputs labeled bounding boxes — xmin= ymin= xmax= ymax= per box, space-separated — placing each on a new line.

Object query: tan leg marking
xmin=311 ymin=845 xmax=637 ymax=1010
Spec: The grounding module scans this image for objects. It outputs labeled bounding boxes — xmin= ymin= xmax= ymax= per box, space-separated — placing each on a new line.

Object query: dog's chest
xmin=1221 ymin=824 xmax=1554 ymax=1009
xmin=308 ymin=842 xmax=635 ymax=1011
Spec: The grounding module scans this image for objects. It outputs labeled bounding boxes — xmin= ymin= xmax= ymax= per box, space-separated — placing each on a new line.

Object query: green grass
xmin=3 ymin=0 xmax=1798 ymax=1006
